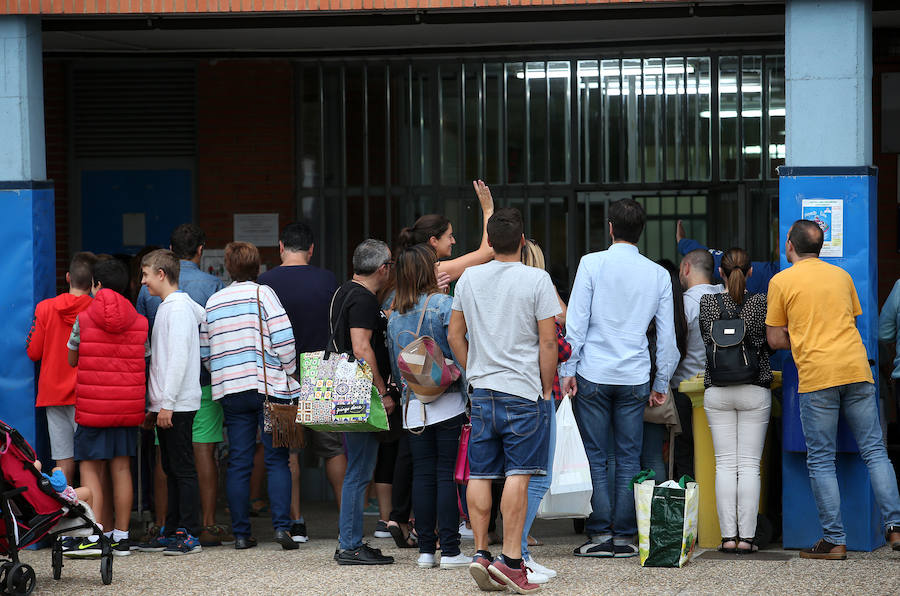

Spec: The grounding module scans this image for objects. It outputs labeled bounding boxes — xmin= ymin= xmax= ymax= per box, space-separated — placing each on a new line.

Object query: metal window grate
xmin=72 ymin=68 xmax=197 ymax=158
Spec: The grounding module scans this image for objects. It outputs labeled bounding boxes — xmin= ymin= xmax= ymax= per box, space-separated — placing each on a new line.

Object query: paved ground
xmin=16 ymin=503 xmax=900 ymax=595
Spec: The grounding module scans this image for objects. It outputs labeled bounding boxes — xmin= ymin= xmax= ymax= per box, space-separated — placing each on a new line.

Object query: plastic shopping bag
xmin=537 ymin=395 xmax=593 ymax=519
xmin=634 ymin=474 xmax=699 ymax=568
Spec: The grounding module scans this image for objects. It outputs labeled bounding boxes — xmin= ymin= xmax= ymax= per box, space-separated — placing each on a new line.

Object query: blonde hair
xmin=521 ymin=239 xmax=546 ymax=270
xmin=141 ymin=249 xmax=180 ymax=283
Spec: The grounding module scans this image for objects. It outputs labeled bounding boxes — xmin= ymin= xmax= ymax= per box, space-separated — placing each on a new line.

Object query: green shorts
xmin=153 ymin=386 xmax=224 ymax=445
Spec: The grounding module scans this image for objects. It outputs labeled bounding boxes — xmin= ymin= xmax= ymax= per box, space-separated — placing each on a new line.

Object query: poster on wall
xmin=801 ymin=198 xmax=843 ymax=258
xmin=200 ymin=249 xmax=230 ymax=284
xmin=234 ymin=213 xmax=279 ymax=247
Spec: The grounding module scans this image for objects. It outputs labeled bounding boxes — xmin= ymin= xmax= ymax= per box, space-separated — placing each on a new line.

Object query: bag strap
xmin=715 ymin=292 xmax=740 ymax=321
xmin=326 ymin=283 xmax=364 ymax=358
xmin=413 ymin=294 xmax=435 ymax=338
xmin=256 ymin=285 xmax=270 ymax=404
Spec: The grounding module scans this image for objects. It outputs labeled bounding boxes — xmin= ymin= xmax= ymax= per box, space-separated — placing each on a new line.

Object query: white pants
xmin=703 ymin=385 xmax=771 ymax=539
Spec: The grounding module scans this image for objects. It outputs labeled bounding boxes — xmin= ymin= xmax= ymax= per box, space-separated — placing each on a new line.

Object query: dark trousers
xmin=410 ymin=413 xmax=466 ymax=556
xmin=389 ymin=433 xmax=413 ymax=524
xmin=157 ymin=410 xmax=199 ymax=537
xmin=673 ymin=390 xmax=694 ymax=479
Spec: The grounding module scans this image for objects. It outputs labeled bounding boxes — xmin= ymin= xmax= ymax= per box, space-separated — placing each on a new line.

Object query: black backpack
xmin=706 ymin=293 xmax=759 ymax=386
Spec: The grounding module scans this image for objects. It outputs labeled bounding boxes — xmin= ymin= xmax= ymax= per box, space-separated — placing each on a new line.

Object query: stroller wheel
xmin=52 ymin=540 xmax=63 ymax=580
xmin=100 ymin=554 xmax=113 ymax=585
xmin=0 ymin=561 xmax=12 ymax=588
xmin=6 ymin=563 xmax=35 ymax=596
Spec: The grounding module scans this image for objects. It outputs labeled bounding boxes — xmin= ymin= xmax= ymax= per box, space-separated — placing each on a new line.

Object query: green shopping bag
xmin=634 ymin=473 xmax=699 ymax=568
xmin=295 ymin=350 xmax=389 ymax=433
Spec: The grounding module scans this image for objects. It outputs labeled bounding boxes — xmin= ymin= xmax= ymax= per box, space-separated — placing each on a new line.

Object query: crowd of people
xmin=23 ymin=179 xmax=900 ymax=594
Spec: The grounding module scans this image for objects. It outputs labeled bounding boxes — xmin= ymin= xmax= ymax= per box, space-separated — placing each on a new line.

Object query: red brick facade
xmin=196 ymin=60 xmax=295 ymax=268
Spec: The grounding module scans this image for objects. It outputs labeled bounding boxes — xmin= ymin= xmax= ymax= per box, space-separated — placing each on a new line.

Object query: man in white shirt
xmin=670 ymin=249 xmax=724 ymax=478
xmin=561 ymin=199 xmax=679 ymax=558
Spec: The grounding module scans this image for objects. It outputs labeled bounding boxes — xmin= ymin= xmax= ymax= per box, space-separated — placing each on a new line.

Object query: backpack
xmin=396 ymin=294 xmax=461 ymax=405
xmin=705 ymin=293 xmax=759 ymax=387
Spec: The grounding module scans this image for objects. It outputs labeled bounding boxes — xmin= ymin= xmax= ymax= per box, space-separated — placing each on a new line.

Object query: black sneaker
xmin=335 ymin=543 xmax=394 ymax=565
xmin=64 ymin=537 xmax=102 ymax=558
xmin=612 ymin=542 xmax=638 ymax=558
xmin=573 ymin=539 xmax=614 ymax=558
xmin=373 ymin=520 xmax=391 ymax=539
xmin=290 ymin=521 xmax=309 ymax=544
xmin=111 ymin=538 xmax=132 ymax=556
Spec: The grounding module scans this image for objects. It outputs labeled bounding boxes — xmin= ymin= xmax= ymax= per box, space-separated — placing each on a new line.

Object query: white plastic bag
xmin=537 ymin=395 xmax=593 ymax=519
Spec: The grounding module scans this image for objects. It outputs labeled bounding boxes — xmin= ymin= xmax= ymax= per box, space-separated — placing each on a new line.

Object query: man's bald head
xmin=789 ymin=219 xmax=825 ymax=256
xmin=681 ymin=249 xmax=714 ymax=284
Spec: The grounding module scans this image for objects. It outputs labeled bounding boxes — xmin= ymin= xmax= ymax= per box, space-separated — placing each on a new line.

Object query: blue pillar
xmin=780 ymin=0 xmax=883 ymax=551
xmin=0 ymin=16 xmax=54 ymax=449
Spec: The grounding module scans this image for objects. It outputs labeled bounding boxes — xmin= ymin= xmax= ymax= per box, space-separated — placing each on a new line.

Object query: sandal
xmin=527 ymin=535 xmax=544 ymax=547
xmin=736 ymin=537 xmax=758 ymax=554
xmin=387 ymin=521 xmax=417 ymax=549
xmin=719 ymin=536 xmax=738 ymax=554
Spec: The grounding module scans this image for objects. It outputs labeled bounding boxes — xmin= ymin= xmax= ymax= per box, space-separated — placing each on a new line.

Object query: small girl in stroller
xmin=32 ymin=461 xmax=91 ymax=509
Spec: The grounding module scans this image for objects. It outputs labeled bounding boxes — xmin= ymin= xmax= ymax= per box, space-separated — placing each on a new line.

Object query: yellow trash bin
xmin=678 ymin=372 xmax=781 ymax=549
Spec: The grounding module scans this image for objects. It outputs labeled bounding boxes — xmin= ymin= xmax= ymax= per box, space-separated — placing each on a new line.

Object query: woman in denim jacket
xmin=386 ymin=244 xmax=470 ymax=570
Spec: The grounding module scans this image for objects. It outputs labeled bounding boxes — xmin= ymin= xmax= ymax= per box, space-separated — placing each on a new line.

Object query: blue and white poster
xmin=801 ymin=198 xmax=843 ymax=258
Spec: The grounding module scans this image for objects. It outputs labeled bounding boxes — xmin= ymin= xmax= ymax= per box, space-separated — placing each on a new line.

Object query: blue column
xmin=0 ymin=16 xmax=54 ymax=450
xmin=780 ymin=0 xmax=883 ymax=551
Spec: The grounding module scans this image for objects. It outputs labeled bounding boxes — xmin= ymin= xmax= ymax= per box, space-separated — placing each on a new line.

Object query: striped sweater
xmin=202 ymin=281 xmax=300 ymax=401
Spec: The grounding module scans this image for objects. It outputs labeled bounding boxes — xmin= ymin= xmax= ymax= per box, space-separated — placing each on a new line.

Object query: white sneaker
xmin=439 ymin=553 xmax=471 ymax=569
xmin=417 ymin=553 xmax=437 ymax=568
xmin=524 ymin=556 xmax=557 ymax=579
xmin=526 ymin=568 xmax=550 ymax=584
xmin=458 ymin=522 xmax=474 ymax=540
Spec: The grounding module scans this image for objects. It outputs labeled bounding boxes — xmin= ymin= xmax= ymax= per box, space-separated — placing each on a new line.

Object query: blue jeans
xmin=640 ymin=422 xmax=667 ymax=483
xmin=339 ymin=431 xmax=380 ymax=550
xmin=220 ymin=391 xmax=291 ymax=537
xmin=469 ymin=390 xmax=550 ymax=479
xmin=572 ymin=376 xmax=650 ymax=541
xmin=522 ymin=398 xmax=556 ymax=559
xmin=409 ymin=414 xmax=467 ymax=556
xmin=798 ymin=381 xmax=900 ymax=545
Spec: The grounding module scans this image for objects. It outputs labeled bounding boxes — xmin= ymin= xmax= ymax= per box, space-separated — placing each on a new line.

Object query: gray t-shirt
xmin=452 ymin=260 xmax=561 ymax=401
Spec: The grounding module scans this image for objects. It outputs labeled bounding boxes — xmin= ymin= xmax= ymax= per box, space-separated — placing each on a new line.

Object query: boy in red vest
xmin=67 ymin=258 xmax=149 ymax=558
xmin=26 ymin=252 xmax=96 ymax=482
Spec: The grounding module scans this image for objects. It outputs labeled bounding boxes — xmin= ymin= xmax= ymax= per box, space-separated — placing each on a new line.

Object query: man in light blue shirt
xmin=878 ymin=278 xmax=900 ymax=425
xmin=561 ymin=198 xmax=679 ymax=558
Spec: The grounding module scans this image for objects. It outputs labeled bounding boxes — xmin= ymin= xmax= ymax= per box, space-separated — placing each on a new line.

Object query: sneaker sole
xmin=63 ymin=552 xmax=101 ymax=559
xmin=488 ymin=565 xmax=541 ymax=595
xmin=468 ymin=563 xmax=506 ymax=592
xmin=291 ymin=536 xmax=309 ymax=543
xmin=613 ymin=551 xmax=638 ymax=558
xmin=440 ymin=561 xmax=470 ymax=569
xmin=335 ymin=557 xmax=394 ymax=565
xmin=133 ymin=546 xmax=166 ymax=552
xmin=163 ymin=547 xmax=202 ymax=556
xmin=373 ymin=532 xmax=393 ymax=539
xmin=417 ymin=561 xmax=438 ymax=568
xmin=573 ymin=550 xmax=614 ymax=558
xmin=112 ymin=549 xmax=132 ymax=557
xmin=799 ymin=551 xmax=847 ymax=560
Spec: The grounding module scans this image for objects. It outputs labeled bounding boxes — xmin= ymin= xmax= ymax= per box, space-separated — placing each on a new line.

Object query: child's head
xmin=67 ymin=252 xmax=97 ymax=292
xmin=92 ymin=258 xmax=130 ymax=297
xmin=140 ymin=249 xmax=181 ymax=297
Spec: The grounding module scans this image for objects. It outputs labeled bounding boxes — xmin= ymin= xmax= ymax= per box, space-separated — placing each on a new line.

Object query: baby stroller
xmin=0 ymin=419 xmax=112 ymax=595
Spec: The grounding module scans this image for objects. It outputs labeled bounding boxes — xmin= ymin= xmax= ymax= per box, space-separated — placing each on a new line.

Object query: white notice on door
xmin=234 ymin=213 xmax=279 ymax=247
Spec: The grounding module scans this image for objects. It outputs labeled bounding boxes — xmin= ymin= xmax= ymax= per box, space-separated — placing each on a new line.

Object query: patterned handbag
xmin=295 ymin=285 xmax=389 ymax=433
xmin=396 ymin=294 xmax=461 ymax=404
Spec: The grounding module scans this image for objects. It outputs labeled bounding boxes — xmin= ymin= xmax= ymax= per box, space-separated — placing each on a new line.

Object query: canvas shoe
xmin=468 ymin=554 xmax=505 ymax=592
xmin=488 ymin=557 xmax=541 ymax=594
xmin=417 ymin=553 xmax=437 ymax=568
xmin=524 ymin=556 xmax=556 ymax=578
xmin=439 ymin=553 xmax=470 ymax=569
xmin=458 ymin=521 xmax=474 ymax=540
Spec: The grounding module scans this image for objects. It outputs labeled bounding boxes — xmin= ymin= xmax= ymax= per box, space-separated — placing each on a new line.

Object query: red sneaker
xmin=488 ymin=559 xmax=541 ymax=594
xmin=468 ymin=555 xmax=506 ymax=592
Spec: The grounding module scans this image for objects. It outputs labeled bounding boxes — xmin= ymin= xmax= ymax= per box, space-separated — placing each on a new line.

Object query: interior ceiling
xmin=39 ymin=5 xmax=900 ymax=55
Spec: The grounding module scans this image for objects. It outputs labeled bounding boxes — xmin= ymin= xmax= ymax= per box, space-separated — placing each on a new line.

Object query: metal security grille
xmin=72 ymin=67 xmax=197 ymax=158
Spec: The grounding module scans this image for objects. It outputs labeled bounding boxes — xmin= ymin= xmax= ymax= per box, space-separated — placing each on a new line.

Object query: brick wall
xmin=196 ymin=59 xmax=294 ymax=270
xmin=3 ymin=0 xmax=683 ymax=14
xmin=44 ymin=60 xmax=68 ymax=294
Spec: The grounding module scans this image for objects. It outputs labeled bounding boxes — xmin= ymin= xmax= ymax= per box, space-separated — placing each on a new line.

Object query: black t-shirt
xmin=329 ymin=280 xmax=391 ymax=382
xmin=258 ymin=265 xmax=339 ymax=354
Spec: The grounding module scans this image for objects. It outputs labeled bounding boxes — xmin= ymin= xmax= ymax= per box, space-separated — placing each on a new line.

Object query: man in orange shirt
xmin=767 ymin=219 xmax=900 ymax=560
xmin=26 ymin=252 xmax=96 ymax=481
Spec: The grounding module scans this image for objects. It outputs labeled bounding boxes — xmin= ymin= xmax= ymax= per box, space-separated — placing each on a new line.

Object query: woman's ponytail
xmin=721 ymin=247 xmax=751 ymax=305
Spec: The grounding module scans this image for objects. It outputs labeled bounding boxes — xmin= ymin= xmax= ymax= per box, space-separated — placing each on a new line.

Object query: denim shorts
xmin=468 ymin=389 xmax=550 ymax=479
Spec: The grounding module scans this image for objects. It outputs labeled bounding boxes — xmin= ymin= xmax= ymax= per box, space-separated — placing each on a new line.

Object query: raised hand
xmin=473 ymin=180 xmax=494 ymax=216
